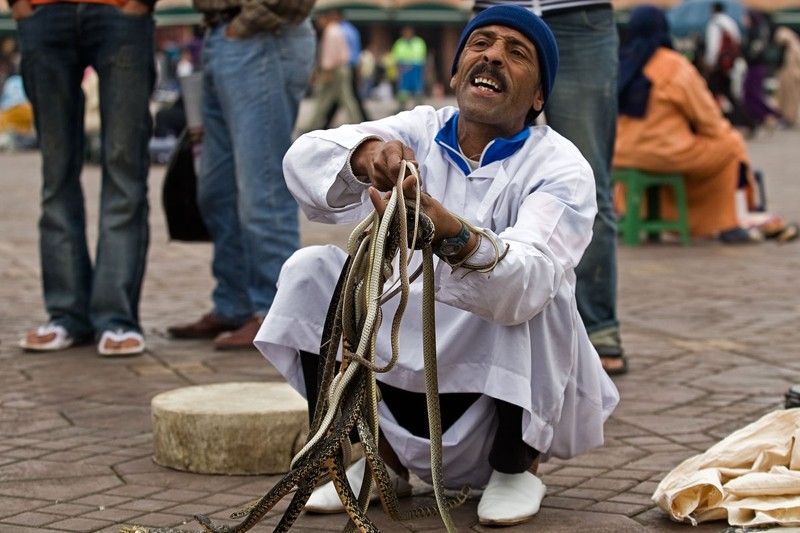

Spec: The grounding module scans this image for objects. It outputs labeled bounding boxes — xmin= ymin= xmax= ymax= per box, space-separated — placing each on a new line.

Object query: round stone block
xmin=151 ymin=382 xmax=308 ymax=475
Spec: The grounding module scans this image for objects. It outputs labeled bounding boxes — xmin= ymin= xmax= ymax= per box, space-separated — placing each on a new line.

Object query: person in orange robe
xmin=614 ymin=5 xmax=762 ymax=241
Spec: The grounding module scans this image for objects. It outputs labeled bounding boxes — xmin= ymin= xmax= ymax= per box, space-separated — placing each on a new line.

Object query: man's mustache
xmin=466 ymin=63 xmax=507 ymax=92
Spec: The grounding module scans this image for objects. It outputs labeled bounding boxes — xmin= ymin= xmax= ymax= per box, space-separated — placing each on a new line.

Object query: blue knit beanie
xmin=451 ymin=5 xmax=559 ymax=105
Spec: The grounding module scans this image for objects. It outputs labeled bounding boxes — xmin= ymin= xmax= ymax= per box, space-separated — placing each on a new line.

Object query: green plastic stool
xmin=612 ymin=168 xmax=691 ymax=246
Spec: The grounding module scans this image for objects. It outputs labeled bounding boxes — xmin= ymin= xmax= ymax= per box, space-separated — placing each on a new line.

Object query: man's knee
xmin=278 ymin=245 xmax=345 ymax=291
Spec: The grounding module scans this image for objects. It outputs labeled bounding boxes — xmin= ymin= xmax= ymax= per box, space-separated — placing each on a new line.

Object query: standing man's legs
xmin=18 ymin=4 xmax=94 ymax=347
xmin=195 ymin=22 xmax=315 ymax=349
xmin=89 ymin=4 xmax=154 ymax=345
xmin=544 ymin=7 xmax=625 ymax=373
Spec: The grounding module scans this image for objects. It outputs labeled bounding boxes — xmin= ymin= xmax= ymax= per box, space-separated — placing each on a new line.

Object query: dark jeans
xmin=17 ymin=3 xmax=155 ymax=338
xmin=544 ymin=7 xmax=620 ymax=337
xmin=300 ymin=351 xmax=538 ymax=474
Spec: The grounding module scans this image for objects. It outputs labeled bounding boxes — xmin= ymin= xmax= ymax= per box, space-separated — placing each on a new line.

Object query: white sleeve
xmin=282 ymin=107 xmax=440 ymax=224
xmin=434 ymin=152 xmax=597 ymax=326
xmin=705 ymin=22 xmax=721 ymax=66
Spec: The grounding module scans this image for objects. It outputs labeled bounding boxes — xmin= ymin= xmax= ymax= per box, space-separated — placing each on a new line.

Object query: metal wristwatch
xmin=434 ymin=222 xmax=470 ymax=258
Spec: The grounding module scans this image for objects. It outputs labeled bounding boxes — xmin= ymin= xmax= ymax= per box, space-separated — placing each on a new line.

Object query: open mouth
xmin=472 ymin=76 xmax=502 ymax=93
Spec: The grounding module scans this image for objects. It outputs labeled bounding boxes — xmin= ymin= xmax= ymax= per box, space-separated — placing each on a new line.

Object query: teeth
xmin=473 ymin=77 xmax=500 ymax=91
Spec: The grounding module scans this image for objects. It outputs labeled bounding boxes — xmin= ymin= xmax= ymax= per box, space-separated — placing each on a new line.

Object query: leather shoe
xmin=305 ymin=457 xmax=412 ymax=513
xmin=213 ymin=316 xmax=262 ymax=350
xmin=477 ymin=470 xmax=546 ymax=526
xmin=168 ymin=312 xmax=240 ymax=339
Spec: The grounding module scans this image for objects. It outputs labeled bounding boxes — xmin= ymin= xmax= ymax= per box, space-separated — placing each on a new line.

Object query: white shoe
xmin=19 ymin=324 xmax=75 ymax=352
xmin=477 ymin=470 xmax=546 ymax=526
xmin=304 ymin=457 xmax=412 ymax=514
xmin=97 ymin=330 xmax=145 ymax=357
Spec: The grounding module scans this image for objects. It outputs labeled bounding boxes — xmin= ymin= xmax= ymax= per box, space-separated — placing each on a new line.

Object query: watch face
xmin=438 ymin=241 xmax=463 ymax=257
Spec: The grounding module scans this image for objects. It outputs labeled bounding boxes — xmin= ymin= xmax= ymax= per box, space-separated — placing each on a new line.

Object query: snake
xmin=120 ymin=160 xmax=468 ymax=533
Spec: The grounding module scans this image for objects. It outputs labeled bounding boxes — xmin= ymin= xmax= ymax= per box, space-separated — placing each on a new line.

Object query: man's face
xmin=450 ymin=25 xmax=544 ymax=133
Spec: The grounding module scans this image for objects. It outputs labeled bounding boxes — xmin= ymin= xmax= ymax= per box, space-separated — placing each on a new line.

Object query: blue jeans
xmin=198 ymin=22 xmax=315 ymax=323
xmin=17 ymin=4 xmax=154 ymax=338
xmin=544 ymin=7 xmax=620 ymax=337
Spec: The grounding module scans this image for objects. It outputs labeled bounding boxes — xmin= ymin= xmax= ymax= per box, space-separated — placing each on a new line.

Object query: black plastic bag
xmin=161 ymin=129 xmax=211 ymax=242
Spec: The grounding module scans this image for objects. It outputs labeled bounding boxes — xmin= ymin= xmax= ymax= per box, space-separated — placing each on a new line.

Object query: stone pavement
xmin=1 ymin=110 xmax=799 ymax=532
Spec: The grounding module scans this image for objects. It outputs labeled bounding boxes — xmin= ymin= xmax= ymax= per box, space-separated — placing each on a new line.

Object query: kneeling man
xmin=255 ymin=5 xmax=619 ymax=527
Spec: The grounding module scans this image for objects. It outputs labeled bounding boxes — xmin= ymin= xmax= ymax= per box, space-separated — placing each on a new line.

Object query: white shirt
xmin=705 ymin=12 xmax=742 ymax=68
xmin=255 ymin=105 xmax=619 ymax=488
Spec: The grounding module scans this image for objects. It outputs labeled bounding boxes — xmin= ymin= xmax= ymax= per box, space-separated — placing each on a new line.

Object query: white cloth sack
xmin=653 ymin=408 xmax=800 ymax=527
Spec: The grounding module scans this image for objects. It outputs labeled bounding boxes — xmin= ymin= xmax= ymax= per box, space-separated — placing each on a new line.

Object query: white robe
xmin=255 ymin=105 xmax=619 ymax=488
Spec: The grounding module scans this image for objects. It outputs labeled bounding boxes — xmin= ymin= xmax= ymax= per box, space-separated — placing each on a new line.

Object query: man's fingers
xmin=368 ymin=187 xmax=386 ymax=217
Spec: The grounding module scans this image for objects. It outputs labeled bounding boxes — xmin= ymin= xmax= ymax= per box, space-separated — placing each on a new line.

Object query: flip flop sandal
xmin=775 ymin=222 xmax=799 ymax=243
xmin=97 ymin=330 xmax=145 ymax=357
xmin=19 ymin=324 xmax=75 ymax=352
xmin=595 ymin=346 xmax=629 ymax=376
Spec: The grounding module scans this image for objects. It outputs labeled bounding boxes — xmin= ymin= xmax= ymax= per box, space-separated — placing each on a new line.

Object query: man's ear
xmin=531 ymin=86 xmax=544 ymax=115
xmin=449 ymin=74 xmax=457 ymax=91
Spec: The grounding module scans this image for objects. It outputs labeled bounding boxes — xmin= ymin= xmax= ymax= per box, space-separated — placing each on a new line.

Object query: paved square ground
xmin=1 ymin=105 xmax=799 ymax=531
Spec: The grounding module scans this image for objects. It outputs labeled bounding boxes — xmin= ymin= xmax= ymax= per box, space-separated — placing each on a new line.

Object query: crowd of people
xmin=5 ymin=0 xmax=800 ymax=527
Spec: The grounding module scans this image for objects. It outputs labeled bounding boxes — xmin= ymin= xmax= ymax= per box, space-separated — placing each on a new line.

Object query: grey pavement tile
xmin=540 ymin=474 xmax=589 ymax=488
xmin=150 ymin=488 xmax=210 ymax=503
xmin=0 ymin=496 xmax=51 ymax=519
xmin=2 ymin=510 xmax=64 ymax=527
xmin=104 ymin=485 xmax=163 ymax=498
xmin=115 ymin=498 xmax=174 ymax=513
xmin=45 ymin=516 xmax=116 ymax=531
xmin=609 ymin=492 xmax=657 ymax=506
xmin=1 ymin=447 xmax=51 ymax=459
xmin=40 ymin=450 xmax=99 ymax=462
xmin=71 ymin=494 xmax=132 ymax=507
xmin=557 ymin=487 xmax=618 ymax=501
xmin=0 ymin=459 xmax=111 ymax=481
xmin=80 ymin=506 xmax=144 ymax=523
xmin=36 ymin=502 xmax=98 ymax=517
xmin=0 ymin=527 xmax=63 ymax=533
xmin=0 ymin=475 xmax=122 ymax=501
xmin=587 ymin=500 xmax=652 ymax=516
xmin=540 ymin=495 xmax=595 ymax=511
xmin=124 ymin=511 xmax=204 ymax=529
xmin=600 ymin=469 xmax=656 ymax=481
xmin=580 ymin=477 xmax=639 ymax=492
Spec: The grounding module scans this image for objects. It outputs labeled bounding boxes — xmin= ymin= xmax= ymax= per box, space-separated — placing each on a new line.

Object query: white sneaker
xmin=304 ymin=457 xmax=412 ymax=514
xmin=97 ymin=330 xmax=145 ymax=357
xmin=477 ymin=470 xmax=546 ymax=526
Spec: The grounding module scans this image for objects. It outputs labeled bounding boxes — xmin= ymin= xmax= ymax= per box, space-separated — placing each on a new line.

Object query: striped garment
xmin=473 ymin=0 xmax=610 ymax=16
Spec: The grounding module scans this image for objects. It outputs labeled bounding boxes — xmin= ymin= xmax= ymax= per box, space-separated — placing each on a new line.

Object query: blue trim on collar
xmin=434 ymin=113 xmax=531 ymax=175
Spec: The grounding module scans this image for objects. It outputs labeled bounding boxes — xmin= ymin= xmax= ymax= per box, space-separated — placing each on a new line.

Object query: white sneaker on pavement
xmin=304 ymin=456 xmax=412 ymax=514
xmin=477 ymin=469 xmax=546 ymax=526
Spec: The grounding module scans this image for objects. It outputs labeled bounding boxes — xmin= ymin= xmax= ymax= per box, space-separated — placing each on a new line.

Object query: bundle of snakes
xmin=121 ymin=161 xmax=500 ymax=533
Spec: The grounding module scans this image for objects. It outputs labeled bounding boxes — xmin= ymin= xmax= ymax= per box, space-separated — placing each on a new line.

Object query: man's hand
xmin=11 ymin=0 xmax=34 ymax=21
xmin=121 ymin=0 xmax=151 ymax=16
xmin=351 ymin=139 xmax=418 ymax=192
xmin=367 ymin=174 xmax=466 ymax=246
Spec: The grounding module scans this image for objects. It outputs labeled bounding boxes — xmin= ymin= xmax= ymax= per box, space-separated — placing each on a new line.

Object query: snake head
xmin=407 ymin=209 xmax=435 ymax=250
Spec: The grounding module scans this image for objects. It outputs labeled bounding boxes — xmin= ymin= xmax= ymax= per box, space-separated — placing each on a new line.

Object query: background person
xmin=774 ymin=26 xmax=800 ymax=127
xmin=322 ymin=10 xmax=370 ymax=128
xmin=167 ymin=0 xmax=315 ymax=349
xmin=299 ymin=9 xmax=363 ymax=133
xmin=13 ymin=0 xmax=156 ymax=356
xmin=391 ymin=25 xmax=427 ymax=111
xmin=614 ymin=6 xmax=797 ymax=244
